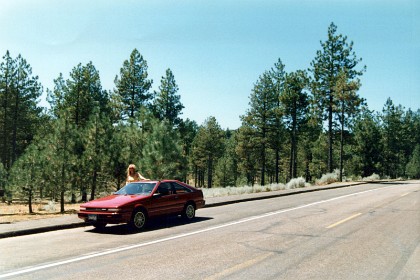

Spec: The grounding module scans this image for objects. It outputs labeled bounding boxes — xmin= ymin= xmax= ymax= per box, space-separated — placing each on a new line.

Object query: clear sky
xmin=1 ymin=0 xmax=419 ymax=129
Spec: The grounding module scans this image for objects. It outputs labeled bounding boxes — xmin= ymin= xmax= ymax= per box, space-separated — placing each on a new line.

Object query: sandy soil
xmin=0 ymin=202 xmax=80 ymax=223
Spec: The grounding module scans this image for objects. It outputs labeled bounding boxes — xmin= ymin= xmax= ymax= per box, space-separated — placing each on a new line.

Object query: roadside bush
xmin=285 ymin=177 xmax=307 ymax=189
xmin=315 ymin=169 xmax=339 ymax=185
xmin=43 ymin=201 xmax=57 ymax=212
xmin=362 ymin=173 xmax=380 ymax=181
xmin=202 ymin=183 xmax=286 ymax=198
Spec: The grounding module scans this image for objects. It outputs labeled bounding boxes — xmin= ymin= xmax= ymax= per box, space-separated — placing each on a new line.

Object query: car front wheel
xmin=92 ymin=222 xmax=107 ymax=230
xmin=130 ymin=208 xmax=147 ymax=231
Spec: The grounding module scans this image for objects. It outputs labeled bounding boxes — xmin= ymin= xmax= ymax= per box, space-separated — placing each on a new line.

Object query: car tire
xmin=92 ymin=222 xmax=107 ymax=230
xmin=182 ymin=203 xmax=195 ymax=221
xmin=130 ymin=208 xmax=147 ymax=231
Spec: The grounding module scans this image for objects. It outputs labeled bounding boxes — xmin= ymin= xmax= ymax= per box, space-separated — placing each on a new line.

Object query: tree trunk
xmin=207 ymin=154 xmax=213 ymax=188
xmin=339 ymin=102 xmax=345 ymax=182
xmin=261 ymin=124 xmax=266 ymax=186
xmin=2 ymin=73 xmax=10 ymax=170
xmin=90 ymin=170 xmax=97 ymax=201
xmin=61 ymin=118 xmax=68 ymax=213
xmin=11 ymin=83 xmax=19 ymax=165
xmin=328 ymin=94 xmax=334 ymax=173
xmin=275 ymin=148 xmax=279 ymax=183
xmin=28 ymin=188 xmax=33 ymax=214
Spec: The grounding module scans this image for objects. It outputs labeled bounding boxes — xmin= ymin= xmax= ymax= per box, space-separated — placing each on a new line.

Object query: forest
xmin=1 ymin=23 xmax=420 ymax=212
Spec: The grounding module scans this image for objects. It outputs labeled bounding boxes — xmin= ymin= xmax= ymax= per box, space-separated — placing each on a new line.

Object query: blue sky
xmin=1 ymin=0 xmax=419 ymax=129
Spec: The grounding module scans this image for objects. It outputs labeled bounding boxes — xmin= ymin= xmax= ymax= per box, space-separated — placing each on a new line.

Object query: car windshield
xmin=115 ymin=182 xmax=156 ymax=195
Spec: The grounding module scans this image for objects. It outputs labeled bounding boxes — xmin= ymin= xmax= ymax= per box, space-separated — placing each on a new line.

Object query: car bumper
xmin=78 ymin=211 xmax=131 ymax=224
xmin=196 ymin=199 xmax=205 ymax=209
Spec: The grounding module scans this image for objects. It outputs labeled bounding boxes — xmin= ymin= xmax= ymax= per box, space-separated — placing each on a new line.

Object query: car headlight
xmin=107 ymin=208 xmax=119 ymax=212
xmin=80 ymin=207 xmax=86 ymax=211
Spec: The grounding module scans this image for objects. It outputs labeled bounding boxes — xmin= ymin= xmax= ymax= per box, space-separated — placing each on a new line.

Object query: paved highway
xmin=1 ymin=181 xmax=419 ymax=279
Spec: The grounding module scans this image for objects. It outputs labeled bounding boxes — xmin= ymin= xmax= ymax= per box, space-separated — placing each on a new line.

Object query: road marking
xmin=326 ymin=213 xmax=363 ymax=229
xmin=0 ymin=187 xmax=385 ymax=279
xmin=374 ymin=201 xmax=389 ymax=208
xmin=204 ymin=252 xmax=275 ymax=280
xmin=374 ymin=192 xmax=410 ymax=208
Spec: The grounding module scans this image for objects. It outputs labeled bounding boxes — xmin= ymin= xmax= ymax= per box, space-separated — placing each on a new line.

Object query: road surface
xmin=1 ymin=181 xmax=419 ymax=279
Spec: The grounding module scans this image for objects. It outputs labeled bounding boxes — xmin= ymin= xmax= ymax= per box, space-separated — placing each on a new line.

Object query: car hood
xmin=81 ymin=194 xmax=149 ymax=208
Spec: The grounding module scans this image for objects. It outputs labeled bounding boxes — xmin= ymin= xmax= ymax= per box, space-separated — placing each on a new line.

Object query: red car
xmin=78 ymin=180 xmax=205 ymax=230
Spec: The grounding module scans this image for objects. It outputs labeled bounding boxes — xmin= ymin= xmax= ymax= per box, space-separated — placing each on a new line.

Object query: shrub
xmin=43 ymin=201 xmax=57 ymax=212
xmin=285 ymin=177 xmax=307 ymax=189
xmin=202 ymin=182 xmax=287 ymax=198
xmin=316 ymin=170 xmax=339 ymax=185
xmin=362 ymin=173 xmax=380 ymax=181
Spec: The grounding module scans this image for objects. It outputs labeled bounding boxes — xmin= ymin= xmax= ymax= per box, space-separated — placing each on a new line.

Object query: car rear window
xmin=172 ymin=182 xmax=192 ymax=194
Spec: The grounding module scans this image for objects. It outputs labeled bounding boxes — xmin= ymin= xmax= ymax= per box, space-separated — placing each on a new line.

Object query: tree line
xmin=1 ymin=23 xmax=419 ymax=212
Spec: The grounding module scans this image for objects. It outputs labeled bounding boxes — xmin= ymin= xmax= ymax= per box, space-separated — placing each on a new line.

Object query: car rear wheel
xmin=130 ymin=208 xmax=147 ymax=230
xmin=182 ymin=203 xmax=195 ymax=221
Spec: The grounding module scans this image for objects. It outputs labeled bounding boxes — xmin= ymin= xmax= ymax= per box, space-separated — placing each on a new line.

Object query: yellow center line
xmin=326 ymin=213 xmax=363 ymax=229
xmin=204 ymin=252 xmax=275 ymax=280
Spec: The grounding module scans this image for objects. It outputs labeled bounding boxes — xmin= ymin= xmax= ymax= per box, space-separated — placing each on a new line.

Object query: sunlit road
xmin=1 ymin=181 xmax=419 ymax=279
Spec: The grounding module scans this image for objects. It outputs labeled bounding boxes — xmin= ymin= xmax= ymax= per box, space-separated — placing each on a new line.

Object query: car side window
xmin=157 ymin=183 xmax=173 ymax=196
xmin=172 ymin=183 xmax=192 ymax=194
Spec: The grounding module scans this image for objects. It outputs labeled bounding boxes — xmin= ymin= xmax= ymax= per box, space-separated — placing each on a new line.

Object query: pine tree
xmin=214 ymin=131 xmax=238 ymax=187
xmin=281 ymin=70 xmax=309 ymax=180
xmin=352 ymin=107 xmax=383 ymax=178
xmin=310 ymin=22 xmax=365 ymax=173
xmin=401 ymin=109 xmax=419 ymax=175
xmin=406 ymin=144 xmax=420 ymax=179
xmin=236 ymin=123 xmax=259 ymax=185
xmin=114 ymin=49 xmax=153 ymax=124
xmin=269 ymin=58 xmax=286 ymax=183
xmin=45 ymin=110 xmax=76 ymax=212
xmin=333 ymin=70 xmax=364 ymax=181
xmin=153 ymin=68 xmax=184 ymax=127
xmin=0 ymin=51 xmax=15 ymax=171
xmin=309 ymin=133 xmax=329 ymax=179
xmin=9 ymin=143 xmax=41 ymax=213
xmin=48 ymin=62 xmax=107 ymax=202
xmin=191 ymin=117 xmax=224 ymax=188
xmin=0 ymin=163 xmax=6 ymax=202
xmin=178 ymin=119 xmax=198 ymax=182
xmin=0 ymin=51 xmax=43 ymax=171
xmin=381 ymin=98 xmax=405 ymax=178
xmin=241 ymin=71 xmax=278 ymax=185
xmin=142 ymin=119 xmax=186 ymax=180
xmin=82 ymin=104 xmax=112 ymax=200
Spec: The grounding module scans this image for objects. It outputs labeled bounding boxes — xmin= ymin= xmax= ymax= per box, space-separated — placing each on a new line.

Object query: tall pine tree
xmin=241 ymin=71 xmax=278 ymax=185
xmin=310 ymin=23 xmax=365 ymax=173
xmin=334 ymin=70 xmax=364 ymax=181
xmin=0 ymin=51 xmax=43 ymax=171
xmin=114 ymin=49 xmax=153 ymax=124
xmin=191 ymin=117 xmax=224 ymax=188
xmin=281 ymin=70 xmax=310 ymax=180
xmin=153 ymin=68 xmax=184 ymax=127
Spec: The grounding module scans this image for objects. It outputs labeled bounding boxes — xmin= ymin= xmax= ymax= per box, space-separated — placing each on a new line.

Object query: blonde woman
xmin=126 ymin=164 xmax=148 ymax=184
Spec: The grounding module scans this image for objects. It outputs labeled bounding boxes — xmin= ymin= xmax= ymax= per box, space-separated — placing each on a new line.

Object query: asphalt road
xmin=1 ymin=181 xmax=419 ymax=279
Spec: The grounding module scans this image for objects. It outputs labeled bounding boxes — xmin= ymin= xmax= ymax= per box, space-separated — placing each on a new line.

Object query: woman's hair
xmin=127 ymin=164 xmax=137 ymax=177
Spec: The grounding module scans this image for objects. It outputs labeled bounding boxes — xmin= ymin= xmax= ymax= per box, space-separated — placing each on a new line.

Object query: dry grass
xmin=0 ymin=201 xmax=80 ymax=223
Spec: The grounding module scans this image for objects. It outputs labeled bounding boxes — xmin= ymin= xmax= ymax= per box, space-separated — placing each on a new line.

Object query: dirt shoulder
xmin=0 ymin=202 xmax=80 ymax=223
